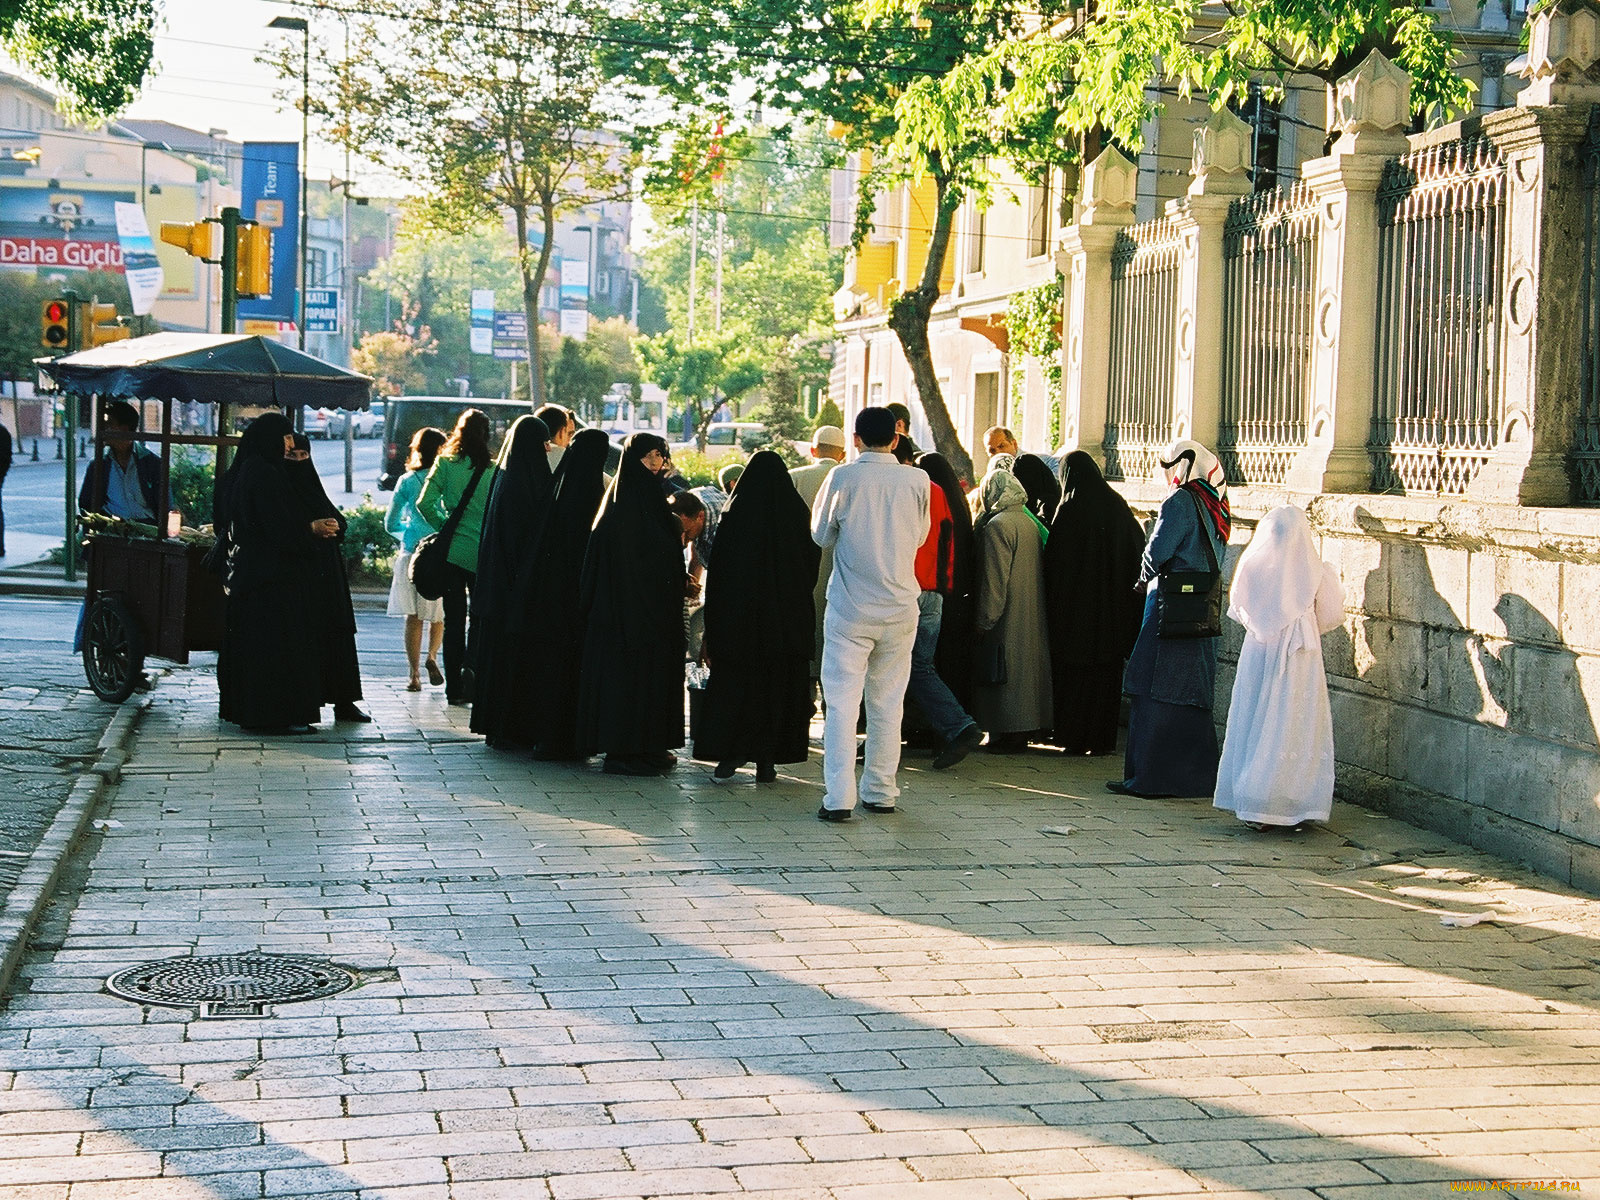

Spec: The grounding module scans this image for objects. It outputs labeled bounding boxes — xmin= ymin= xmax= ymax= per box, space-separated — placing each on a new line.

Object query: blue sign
xmin=305 ymin=287 xmax=339 ymax=333
xmin=237 ymin=142 xmax=300 ymax=323
xmin=493 ymin=311 xmax=526 ymax=340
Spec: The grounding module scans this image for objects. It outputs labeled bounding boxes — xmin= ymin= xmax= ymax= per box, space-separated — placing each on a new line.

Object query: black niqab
xmin=1013 ymin=453 xmax=1062 ymax=525
xmin=1045 ymin=450 xmax=1145 ymax=665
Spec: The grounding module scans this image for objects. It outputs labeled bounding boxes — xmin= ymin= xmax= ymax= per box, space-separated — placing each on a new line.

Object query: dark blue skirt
xmin=1122 ymin=693 xmax=1219 ymax=798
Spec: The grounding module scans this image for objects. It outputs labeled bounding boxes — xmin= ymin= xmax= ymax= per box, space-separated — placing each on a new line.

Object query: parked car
xmin=670 ymin=422 xmax=768 ymax=456
xmin=377 ymin=396 xmax=531 ymax=489
xmin=301 ymin=406 xmax=334 ymax=438
xmin=330 ymin=400 xmax=384 ymax=438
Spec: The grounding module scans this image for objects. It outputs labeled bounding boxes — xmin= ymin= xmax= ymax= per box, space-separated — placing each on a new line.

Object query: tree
xmin=612 ymin=4 xmax=1078 ymax=483
xmin=546 ymin=337 xmax=614 ymax=422
xmin=351 ymin=329 xmax=435 ymax=397
xmin=885 ymin=0 xmax=1473 ymax=156
xmin=296 ymin=0 xmax=629 ymax=408
xmin=640 ymin=331 xmax=762 ymax=451
xmin=1 ymin=0 xmax=156 ymax=124
xmin=0 ymin=269 xmax=130 ymax=385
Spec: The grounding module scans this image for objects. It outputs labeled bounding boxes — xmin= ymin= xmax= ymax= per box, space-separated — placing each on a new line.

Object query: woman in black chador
xmin=216 ymin=412 xmax=325 ymax=732
xmin=1013 ymin=453 xmax=1062 ymax=525
xmin=1044 ymin=450 xmax=1147 ymax=755
xmin=575 ymin=432 xmax=688 ymax=776
xmin=469 ymin=415 xmax=553 ymax=748
xmin=524 ymin=428 xmax=610 ymax=760
xmin=284 ymin=434 xmax=369 ymax=723
xmin=697 ymin=450 xmax=821 ymax=784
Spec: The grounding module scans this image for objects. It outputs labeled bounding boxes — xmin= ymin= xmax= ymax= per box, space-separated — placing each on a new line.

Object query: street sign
xmin=493 ymin=311 xmax=526 ymax=340
xmin=304 ymin=287 xmax=339 ymax=333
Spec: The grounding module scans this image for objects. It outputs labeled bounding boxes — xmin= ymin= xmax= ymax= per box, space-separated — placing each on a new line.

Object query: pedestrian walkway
xmin=3 ymin=668 xmax=1600 ymax=1199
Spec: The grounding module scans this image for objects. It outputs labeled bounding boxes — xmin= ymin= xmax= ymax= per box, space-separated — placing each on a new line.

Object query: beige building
xmin=830 ymin=1 xmax=1529 ymax=473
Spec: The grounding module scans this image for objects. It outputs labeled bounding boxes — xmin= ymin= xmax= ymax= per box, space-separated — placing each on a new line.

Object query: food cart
xmin=37 ymin=333 xmax=372 ymax=702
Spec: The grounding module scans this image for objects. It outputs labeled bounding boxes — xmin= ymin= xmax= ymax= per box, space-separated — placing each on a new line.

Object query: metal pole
xmin=298 ymin=25 xmax=310 ymax=352
xmin=715 ymin=210 xmax=725 ymax=332
xmin=62 ymin=291 xmax=81 ymax=582
xmin=221 ymin=206 xmax=240 ymax=334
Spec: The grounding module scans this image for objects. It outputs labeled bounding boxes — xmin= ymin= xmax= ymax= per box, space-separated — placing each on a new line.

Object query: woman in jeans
xmin=417 ymin=409 xmax=494 ymax=705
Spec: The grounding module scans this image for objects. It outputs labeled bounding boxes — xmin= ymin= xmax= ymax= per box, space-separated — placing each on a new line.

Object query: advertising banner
xmin=237 ymin=142 xmax=300 ymax=323
xmin=0 ymin=182 xmax=134 ymax=272
xmin=558 ymin=259 xmax=588 ymax=341
xmin=113 ymin=202 xmax=163 ymax=315
xmin=469 ymin=288 xmax=495 ymax=355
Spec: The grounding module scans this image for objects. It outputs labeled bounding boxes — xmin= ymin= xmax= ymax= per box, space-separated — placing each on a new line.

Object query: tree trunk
xmin=887 ymin=175 xmax=974 ymax=484
xmin=513 ymin=201 xmax=552 ymax=408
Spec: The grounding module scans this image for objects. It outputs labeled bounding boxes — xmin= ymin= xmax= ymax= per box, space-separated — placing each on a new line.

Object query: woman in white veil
xmin=1214 ymin=504 xmax=1344 ymax=827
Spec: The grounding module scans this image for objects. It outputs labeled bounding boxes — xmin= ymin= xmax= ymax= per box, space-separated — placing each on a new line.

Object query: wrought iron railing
xmin=1369 ymin=138 xmax=1508 ymax=495
xmin=1104 ymin=217 xmax=1182 ymax=482
xmin=1219 ymin=181 xmax=1320 ymax=486
xmin=1576 ymin=118 xmax=1600 ymax=503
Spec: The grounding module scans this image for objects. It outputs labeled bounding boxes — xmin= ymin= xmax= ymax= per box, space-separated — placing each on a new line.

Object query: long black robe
xmin=575 ymin=440 xmax=687 ymax=758
xmin=524 ymin=428 xmax=610 ymax=757
xmin=470 ymin=416 xmax=553 ymax=746
xmin=284 ymin=434 xmax=362 ymax=707
xmin=695 ymin=451 xmax=820 ymax=766
xmin=1044 ymin=451 xmax=1146 ymax=754
xmin=1014 ymin=453 xmax=1062 ymax=526
xmin=919 ymin=452 xmax=976 ymax=710
xmin=216 ymin=414 xmax=322 ymax=729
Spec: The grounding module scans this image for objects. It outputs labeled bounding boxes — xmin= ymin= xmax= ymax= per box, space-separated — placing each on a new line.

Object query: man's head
xmin=854 ymin=406 xmax=898 ymax=452
xmin=886 ymin=402 xmax=912 ymax=436
xmin=666 ymin=490 xmax=706 ymax=545
xmin=535 ymin=404 xmax=574 ymax=448
xmin=717 ymin=462 xmax=744 ymax=493
xmin=810 ymin=424 xmax=846 ymax=463
xmin=103 ymin=400 xmax=139 ymax=435
xmin=984 ymin=425 xmax=1019 ymax=458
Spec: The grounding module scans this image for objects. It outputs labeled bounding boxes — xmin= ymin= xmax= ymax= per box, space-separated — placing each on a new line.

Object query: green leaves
xmin=0 ymin=0 xmax=155 ymax=124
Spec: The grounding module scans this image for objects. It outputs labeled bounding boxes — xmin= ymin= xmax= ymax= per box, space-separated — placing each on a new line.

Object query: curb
xmin=0 ymin=694 xmax=149 ymax=1002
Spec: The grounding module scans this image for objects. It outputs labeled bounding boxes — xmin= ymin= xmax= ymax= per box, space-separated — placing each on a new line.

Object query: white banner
xmin=113 ymin=202 xmax=163 ymax=316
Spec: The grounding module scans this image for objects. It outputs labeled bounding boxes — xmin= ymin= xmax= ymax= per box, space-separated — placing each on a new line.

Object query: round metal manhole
xmin=106 ymin=953 xmax=357 ymax=1012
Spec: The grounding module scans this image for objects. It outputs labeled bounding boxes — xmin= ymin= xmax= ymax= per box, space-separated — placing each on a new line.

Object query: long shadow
xmin=5 ymin=693 xmax=1599 ymax=1195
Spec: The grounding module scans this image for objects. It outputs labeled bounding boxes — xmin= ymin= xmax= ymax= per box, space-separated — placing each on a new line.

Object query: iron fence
xmin=1369 ymin=137 xmax=1508 ymax=495
xmin=1219 ymin=181 xmax=1320 ymax=486
xmin=1104 ymin=217 xmax=1182 ymax=482
xmin=1576 ymin=119 xmax=1600 ymax=503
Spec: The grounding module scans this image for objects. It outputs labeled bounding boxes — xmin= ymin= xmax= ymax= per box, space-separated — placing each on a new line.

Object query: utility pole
xmin=219 ymin=206 xmax=241 ymax=334
xmin=61 ymin=291 xmax=81 ymax=582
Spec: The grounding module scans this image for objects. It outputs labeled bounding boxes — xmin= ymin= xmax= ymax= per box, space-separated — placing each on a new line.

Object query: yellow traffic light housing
xmin=84 ymin=301 xmax=129 ymax=349
xmin=236 ymin=221 xmax=272 ymax=298
xmin=159 ymin=220 xmax=214 ymax=259
xmin=40 ymin=297 xmax=71 ymax=349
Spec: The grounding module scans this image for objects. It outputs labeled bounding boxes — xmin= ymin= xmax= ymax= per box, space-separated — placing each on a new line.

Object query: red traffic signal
xmin=41 ymin=298 xmax=71 ymax=348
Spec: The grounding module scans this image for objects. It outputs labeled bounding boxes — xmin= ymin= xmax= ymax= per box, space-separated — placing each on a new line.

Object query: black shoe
xmin=334 ymin=702 xmax=372 ymax=723
xmin=816 ymin=805 xmax=852 ymax=822
xmin=1105 ymin=780 xmax=1135 ymax=796
xmin=647 ymin=750 xmax=677 ymax=771
xmin=755 ymin=761 xmax=777 ymax=783
xmin=862 ymin=800 xmax=896 ymax=814
xmin=712 ymin=760 xmax=748 ymax=784
xmin=985 ymin=733 xmax=1028 ymax=754
xmin=931 ymin=723 xmax=983 ymax=770
xmin=603 ymin=754 xmax=658 ymax=777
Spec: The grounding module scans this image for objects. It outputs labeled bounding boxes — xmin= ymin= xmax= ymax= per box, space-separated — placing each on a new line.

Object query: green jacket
xmin=417 ymin=453 xmax=494 ymax=574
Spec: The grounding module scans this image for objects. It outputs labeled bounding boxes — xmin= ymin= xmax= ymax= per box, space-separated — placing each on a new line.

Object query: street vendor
xmin=78 ymin=400 xmax=164 ymax=522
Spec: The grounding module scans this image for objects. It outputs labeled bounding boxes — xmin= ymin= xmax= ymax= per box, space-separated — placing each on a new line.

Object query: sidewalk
xmin=2 ymin=667 xmax=1599 ymax=1198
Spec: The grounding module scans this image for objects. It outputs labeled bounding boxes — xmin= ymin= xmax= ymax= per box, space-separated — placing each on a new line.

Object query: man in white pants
xmin=811 ymin=406 xmax=930 ymax=820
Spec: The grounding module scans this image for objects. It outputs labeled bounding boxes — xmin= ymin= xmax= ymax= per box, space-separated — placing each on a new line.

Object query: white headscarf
xmin=980 ymin=466 xmax=1028 ymax=516
xmin=1228 ymin=504 xmax=1324 ymax=643
xmin=1156 ymin=438 xmax=1228 ymax=500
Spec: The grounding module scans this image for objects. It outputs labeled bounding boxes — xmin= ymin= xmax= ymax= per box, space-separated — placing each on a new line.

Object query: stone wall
xmin=1123 ymin=481 xmax=1600 ymax=891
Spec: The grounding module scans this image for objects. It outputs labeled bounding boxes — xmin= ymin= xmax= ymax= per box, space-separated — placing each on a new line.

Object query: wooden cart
xmin=38 ymin=333 xmax=372 ymax=702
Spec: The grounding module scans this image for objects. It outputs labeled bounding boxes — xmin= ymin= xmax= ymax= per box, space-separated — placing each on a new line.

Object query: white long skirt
xmin=387 ymin=550 xmax=445 ymax=623
xmin=1214 ymin=614 xmax=1335 ymax=826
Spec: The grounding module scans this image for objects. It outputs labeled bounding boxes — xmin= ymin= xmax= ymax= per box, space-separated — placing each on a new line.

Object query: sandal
xmin=425 ymin=659 xmax=444 ymax=686
xmin=406 ymin=680 xmax=422 ymax=692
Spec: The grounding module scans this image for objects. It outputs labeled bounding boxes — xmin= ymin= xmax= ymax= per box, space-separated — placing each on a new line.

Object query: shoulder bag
xmin=409 ymin=465 xmax=488 ymax=601
xmin=1156 ymin=488 xmax=1224 ymax=640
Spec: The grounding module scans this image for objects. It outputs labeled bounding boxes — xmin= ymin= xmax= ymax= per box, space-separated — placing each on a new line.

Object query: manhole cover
xmin=1091 ymin=1021 xmax=1237 ymax=1043
xmin=106 ymin=953 xmax=357 ymax=1018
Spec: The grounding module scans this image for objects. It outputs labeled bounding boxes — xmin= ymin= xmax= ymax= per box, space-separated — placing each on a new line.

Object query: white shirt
xmin=811 ymin=450 xmax=929 ymax=626
xmin=106 ymin=452 xmax=153 ymax=521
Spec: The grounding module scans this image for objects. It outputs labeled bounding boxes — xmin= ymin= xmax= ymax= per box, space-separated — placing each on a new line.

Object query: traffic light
xmin=40 ymin=298 xmax=70 ymax=349
xmin=236 ymin=221 xmax=272 ymax=297
xmin=160 ymin=220 xmax=214 ymax=259
xmin=83 ymin=301 xmax=129 ymax=349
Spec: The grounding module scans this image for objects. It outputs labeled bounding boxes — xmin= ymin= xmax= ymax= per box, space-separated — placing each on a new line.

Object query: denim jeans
xmin=906 ymin=590 xmax=975 ymax=742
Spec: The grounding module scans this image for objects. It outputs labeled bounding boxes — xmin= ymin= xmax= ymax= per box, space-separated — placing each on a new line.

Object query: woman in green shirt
xmin=417 ymin=409 xmax=494 ymax=704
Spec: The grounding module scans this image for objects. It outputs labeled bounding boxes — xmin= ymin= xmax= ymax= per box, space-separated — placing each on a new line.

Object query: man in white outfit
xmin=811 ymin=407 xmax=930 ymax=820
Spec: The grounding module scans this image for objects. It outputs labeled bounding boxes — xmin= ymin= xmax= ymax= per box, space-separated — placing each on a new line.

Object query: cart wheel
xmin=83 ymin=595 xmax=146 ymax=703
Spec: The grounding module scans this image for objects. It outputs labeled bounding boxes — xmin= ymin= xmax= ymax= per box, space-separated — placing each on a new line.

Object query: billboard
xmin=0 ymin=182 xmax=135 ymax=272
xmin=559 ymin=258 xmax=588 ymax=340
xmin=237 ymin=142 xmax=300 ymax=323
xmin=113 ymin=202 xmax=163 ymax=315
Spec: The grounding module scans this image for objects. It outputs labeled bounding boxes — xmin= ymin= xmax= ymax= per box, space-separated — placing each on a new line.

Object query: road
xmin=0 ymin=436 xmax=387 ymax=565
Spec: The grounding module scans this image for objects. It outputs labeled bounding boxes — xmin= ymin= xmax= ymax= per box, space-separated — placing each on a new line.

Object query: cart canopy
xmin=39 ymin=332 xmax=372 ymax=410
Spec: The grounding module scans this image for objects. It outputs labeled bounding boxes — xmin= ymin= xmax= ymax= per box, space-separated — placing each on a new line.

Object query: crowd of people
xmin=212 ymin=402 xmax=1343 ymax=832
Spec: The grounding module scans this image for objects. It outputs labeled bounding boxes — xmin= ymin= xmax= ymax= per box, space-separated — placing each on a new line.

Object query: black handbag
xmin=1156 ymin=489 xmax=1224 ymax=639
xmin=409 ymin=465 xmax=488 ymax=601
